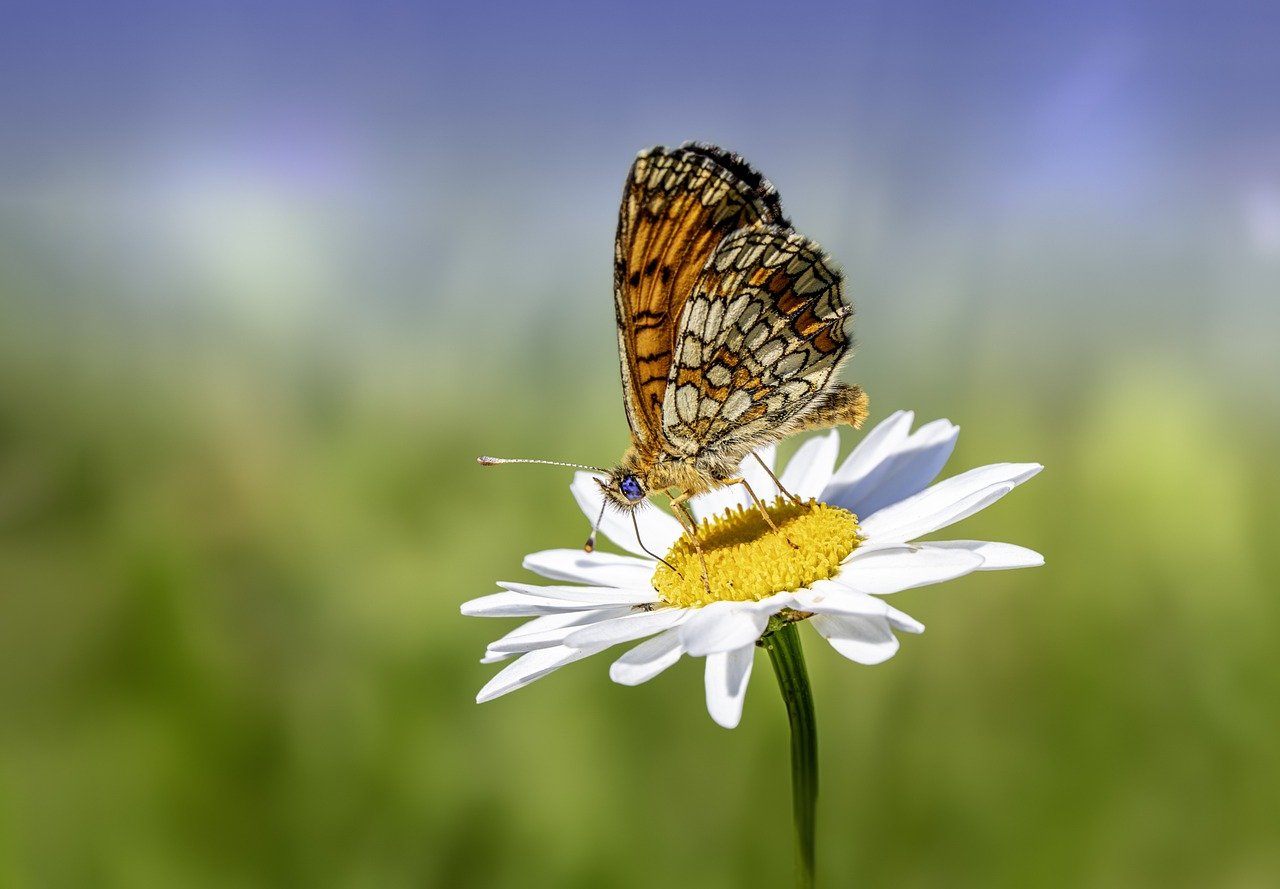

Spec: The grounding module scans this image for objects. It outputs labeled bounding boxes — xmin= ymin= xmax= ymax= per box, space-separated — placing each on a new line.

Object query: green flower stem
xmin=764 ymin=620 xmax=818 ymax=889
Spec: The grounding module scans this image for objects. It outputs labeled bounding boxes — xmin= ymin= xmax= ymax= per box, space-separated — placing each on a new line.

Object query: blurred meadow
xmin=2 ymin=1 xmax=1279 ymax=887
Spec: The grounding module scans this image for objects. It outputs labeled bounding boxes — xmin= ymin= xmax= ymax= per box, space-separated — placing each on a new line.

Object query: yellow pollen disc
xmin=654 ymin=498 xmax=861 ymax=609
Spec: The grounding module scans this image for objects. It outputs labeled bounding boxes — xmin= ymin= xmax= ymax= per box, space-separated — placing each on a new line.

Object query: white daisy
xmin=463 ymin=411 xmax=1043 ymax=729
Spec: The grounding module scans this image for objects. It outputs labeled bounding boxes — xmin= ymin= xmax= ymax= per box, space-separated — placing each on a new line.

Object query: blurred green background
xmin=2 ymin=2 xmax=1279 ymax=887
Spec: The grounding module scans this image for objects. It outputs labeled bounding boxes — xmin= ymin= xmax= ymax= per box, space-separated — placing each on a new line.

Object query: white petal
xmin=563 ymin=607 xmax=688 ymax=648
xmin=862 ymin=483 xmax=1012 ymax=544
xmin=778 ymin=430 xmax=840 ymax=500
xmin=920 ymin=540 xmax=1045 ymax=570
xmin=826 ymin=411 xmax=915 ymax=490
xmin=824 ymin=418 xmax=958 ymax=517
xmin=690 ymin=481 xmax=749 ymax=523
xmin=811 ymin=613 xmax=901 ymax=664
xmin=498 ymin=582 xmax=657 ymax=604
xmin=463 ymin=584 xmax=655 ymax=616
xmin=678 ymin=602 xmax=768 ymax=657
xmin=570 ymin=471 xmax=683 ymax=557
xmin=793 ymin=581 xmax=890 ymax=617
xmin=610 ymin=629 xmax=686 ymax=685
xmin=704 ymin=645 xmax=755 ymax=728
xmin=859 ymin=463 xmax=1042 ymax=542
xmin=884 ymin=603 xmax=925 ymax=634
xmin=475 ymin=643 xmax=608 ymax=702
xmin=461 ymin=590 xmax=563 ymax=617
xmin=796 ymin=585 xmax=924 ymax=634
xmin=677 ymin=594 xmax=790 ymax=656
xmin=835 ymin=545 xmax=985 ymax=594
xmin=522 ymin=548 xmax=655 ymax=587
xmin=690 ymin=444 xmax=779 ymax=522
xmin=484 ymin=607 xmax=635 ymax=654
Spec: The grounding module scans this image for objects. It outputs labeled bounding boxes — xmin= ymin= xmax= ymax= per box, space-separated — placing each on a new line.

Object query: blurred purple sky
xmin=2 ymin=0 xmax=1277 ymax=381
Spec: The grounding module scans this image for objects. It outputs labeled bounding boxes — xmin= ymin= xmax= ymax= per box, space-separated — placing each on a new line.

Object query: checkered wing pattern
xmin=614 ymin=144 xmax=786 ymax=450
xmin=661 ymin=225 xmax=852 ymax=458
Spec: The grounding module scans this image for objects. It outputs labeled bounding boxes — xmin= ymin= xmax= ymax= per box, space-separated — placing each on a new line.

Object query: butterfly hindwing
xmin=660 ymin=225 xmax=852 ymax=459
xmin=614 ymin=144 xmax=786 ymax=449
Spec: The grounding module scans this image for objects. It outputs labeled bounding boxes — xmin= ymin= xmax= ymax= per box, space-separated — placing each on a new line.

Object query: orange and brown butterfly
xmin=482 ymin=142 xmax=867 ymax=543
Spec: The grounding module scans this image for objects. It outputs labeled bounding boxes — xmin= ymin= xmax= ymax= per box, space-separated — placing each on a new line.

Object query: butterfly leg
xmin=750 ymin=453 xmax=804 ymax=506
xmin=730 ymin=477 xmax=799 ymax=549
xmin=668 ymin=492 xmax=713 ymax=595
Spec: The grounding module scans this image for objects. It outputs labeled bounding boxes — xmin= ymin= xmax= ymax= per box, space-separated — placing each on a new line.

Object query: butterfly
xmin=597 ymin=143 xmax=867 ymax=533
xmin=482 ymin=143 xmax=867 ymax=554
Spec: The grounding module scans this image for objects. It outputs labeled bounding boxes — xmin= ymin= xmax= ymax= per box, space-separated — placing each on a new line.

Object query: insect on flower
xmin=481 ymin=143 xmax=868 ymax=579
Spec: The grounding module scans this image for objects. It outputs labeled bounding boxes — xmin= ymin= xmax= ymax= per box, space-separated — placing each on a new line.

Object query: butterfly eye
xmin=619 ymin=475 xmax=645 ymax=502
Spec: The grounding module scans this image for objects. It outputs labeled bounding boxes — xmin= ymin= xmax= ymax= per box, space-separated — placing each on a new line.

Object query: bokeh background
xmin=2 ymin=1 xmax=1278 ymax=886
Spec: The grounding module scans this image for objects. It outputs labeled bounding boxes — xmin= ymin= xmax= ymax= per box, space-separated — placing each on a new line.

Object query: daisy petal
xmin=835 ymin=545 xmax=985 ymax=594
xmin=564 ymin=607 xmax=688 ymax=648
xmin=704 ymin=645 xmax=755 ymax=729
xmin=884 ymin=603 xmax=925 ymax=634
xmin=779 ymin=430 xmax=840 ymax=500
xmin=485 ymin=607 xmax=635 ymax=654
xmin=570 ymin=471 xmax=683 ymax=557
xmin=824 ymin=418 xmax=959 ymax=517
xmin=920 ymin=540 xmax=1045 ymax=570
xmin=825 ymin=411 xmax=915 ymax=490
xmin=461 ymin=590 xmax=564 ymax=617
xmin=476 ymin=643 xmax=609 ymax=702
xmin=523 ymin=549 xmax=655 ymax=587
xmin=796 ymin=586 xmax=924 ymax=633
xmin=678 ymin=595 xmax=789 ymax=657
xmin=485 ymin=608 xmax=637 ymax=654
xmin=498 ymin=582 xmax=657 ymax=603
xmin=859 ymin=462 xmax=1042 ymax=542
xmin=691 ymin=486 xmax=742 ymax=521
xmin=463 ymin=584 xmax=655 ymax=616
xmin=689 ymin=484 xmax=747 ymax=524
xmin=610 ymin=628 xmax=685 ymax=685
xmin=793 ymin=581 xmax=890 ymax=617
xmin=679 ymin=602 xmax=768 ymax=657
xmin=812 ymin=613 xmax=900 ymax=664
xmin=863 ymin=483 xmax=1014 ymax=544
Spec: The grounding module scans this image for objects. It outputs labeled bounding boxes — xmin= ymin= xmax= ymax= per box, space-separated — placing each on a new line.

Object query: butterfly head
xmin=597 ymin=468 xmax=649 ymax=511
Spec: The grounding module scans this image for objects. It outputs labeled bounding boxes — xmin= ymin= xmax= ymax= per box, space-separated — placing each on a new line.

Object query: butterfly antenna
xmin=632 ymin=511 xmax=681 ymax=576
xmin=583 ymin=500 xmax=608 ymax=552
xmin=477 ymin=455 xmax=608 ymax=473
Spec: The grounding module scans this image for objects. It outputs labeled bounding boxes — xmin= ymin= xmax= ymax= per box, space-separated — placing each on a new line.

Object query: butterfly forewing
xmin=661 ymin=225 xmax=851 ymax=458
xmin=614 ymin=144 xmax=786 ymax=450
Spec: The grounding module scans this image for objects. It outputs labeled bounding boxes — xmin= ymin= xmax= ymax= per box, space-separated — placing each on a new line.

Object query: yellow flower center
xmin=654 ymin=498 xmax=861 ymax=608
